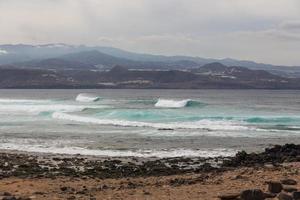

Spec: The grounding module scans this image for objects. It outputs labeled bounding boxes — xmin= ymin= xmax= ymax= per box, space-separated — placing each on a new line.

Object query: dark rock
xmin=17 ymin=197 xmax=31 ymax=200
xmin=240 ymin=189 xmax=264 ymax=200
xmin=33 ymin=192 xmax=44 ymax=195
xmin=281 ymin=179 xmax=297 ymax=185
xmin=3 ymin=193 xmax=12 ymax=197
xmin=278 ymin=192 xmax=293 ymax=200
xmin=283 ymin=186 xmax=298 ymax=192
xmin=2 ymin=197 xmax=17 ymax=200
xmin=267 ymin=181 xmax=283 ymax=193
xmin=293 ymin=191 xmax=300 ymax=200
xmin=66 ymin=196 xmax=76 ymax=200
xmin=263 ymin=192 xmax=276 ymax=198
xmin=60 ymin=186 xmax=68 ymax=192
xmin=223 ymin=144 xmax=300 ymax=167
xmin=217 ymin=192 xmax=240 ymax=200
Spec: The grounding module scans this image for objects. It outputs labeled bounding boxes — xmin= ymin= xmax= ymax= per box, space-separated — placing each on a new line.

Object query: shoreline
xmin=1 ymin=144 xmax=300 ymax=199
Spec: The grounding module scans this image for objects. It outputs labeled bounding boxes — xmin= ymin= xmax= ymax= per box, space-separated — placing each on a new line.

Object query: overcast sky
xmin=0 ymin=0 xmax=300 ymax=65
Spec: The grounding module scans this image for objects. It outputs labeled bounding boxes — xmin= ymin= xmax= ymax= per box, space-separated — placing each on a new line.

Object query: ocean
xmin=0 ymin=89 xmax=299 ymax=158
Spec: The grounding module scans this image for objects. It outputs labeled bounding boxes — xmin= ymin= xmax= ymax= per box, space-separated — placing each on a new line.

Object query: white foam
xmin=0 ymin=49 xmax=8 ymax=55
xmin=76 ymin=93 xmax=100 ymax=102
xmin=0 ymin=98 xmax=52 ymax=103
xmin=0 ymin=142 xmax=236 ymax=158
xmin=155 ymin=99 xmax=192 ymax=108
xmin=52 ymin=112 xmax=250 ymax=131
xmin=0 ymin=104 xmax=107 ymax=115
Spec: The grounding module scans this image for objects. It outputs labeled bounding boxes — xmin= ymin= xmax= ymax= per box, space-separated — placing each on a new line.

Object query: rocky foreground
xmin=1 ymin=144 xmax=300 ymax=199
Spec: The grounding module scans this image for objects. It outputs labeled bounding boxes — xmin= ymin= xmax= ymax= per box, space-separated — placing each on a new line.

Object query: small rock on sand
xmin=217 ymin=192 xmax=240 ymax=200
xmin=293 ymin=191 xmax=300 ymax=200
xmin=283 ymin=185 xmax=298 ymax=192
xmin=240 ymin=189 xmax=264 ymax=200
xmin=277 ymin=192 xmax=293 ymax=200
xmin=267 ymin=181 xmax=283 ymax=193
xmin=281 ymin=178 xmax=297 ymax=185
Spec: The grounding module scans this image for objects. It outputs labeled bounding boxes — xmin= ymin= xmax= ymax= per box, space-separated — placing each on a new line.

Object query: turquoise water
xmin=0 ymin=89 xmax=299 ymax=157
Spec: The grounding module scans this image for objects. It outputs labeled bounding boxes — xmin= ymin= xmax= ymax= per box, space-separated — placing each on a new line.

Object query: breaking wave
xmin=0 ymin=141 xmax=236 ymax=158
xmin=154 ymin=99 xmax=203 ymax=108
xmin=52 ymin=112 xmax=250 ymax=131
xmin=76 ymin=93 xmax=101 ymax=102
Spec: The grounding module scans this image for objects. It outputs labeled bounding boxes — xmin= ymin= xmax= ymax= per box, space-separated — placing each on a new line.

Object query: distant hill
xmin=1 ymin=44 xmax=300 ymax=77
xmin=60 ymin=50 xmax=139 ymax=68
xmin=0 ymin=64 xmax=299 ymax=89
xmin=193 ymin=62 xmax=283 ymax=81
xmin=14 ymin=58 xmax=95 ymax=70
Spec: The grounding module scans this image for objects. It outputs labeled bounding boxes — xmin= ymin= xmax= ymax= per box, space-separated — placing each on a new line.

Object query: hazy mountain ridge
xmin=1 ymin=44 xmax=300 ymax=77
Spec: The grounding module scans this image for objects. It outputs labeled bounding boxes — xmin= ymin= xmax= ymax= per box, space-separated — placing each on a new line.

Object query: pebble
xmin=277 ymin=192 xmax=293 ymax=200
xmin=217 ymin=192 xmax=240 ymax=200
xmin=283 ymin=185 xmax=298 ymax=192
xmin=281 ymin=179 xmax=297 ymax=185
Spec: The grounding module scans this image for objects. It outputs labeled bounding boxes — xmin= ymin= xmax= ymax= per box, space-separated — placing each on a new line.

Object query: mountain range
xmin=1 ymin=44 xmax=300 ymax=89
xmin=1 ymin=44 xmax=300 ymax=78
xmin=0 ymin=63 xmax=299 ymax=89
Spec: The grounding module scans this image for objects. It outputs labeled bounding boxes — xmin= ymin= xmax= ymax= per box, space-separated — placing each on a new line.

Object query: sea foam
xmin=76 ymin=93 xmax=100 ymax=102
xmin=155 ymin=99 xmax=192 ymax=108
xmin=0 ymin=141 xmax=236 ymax=158
xmin=52 ymin=112 xmax=250 ymax=131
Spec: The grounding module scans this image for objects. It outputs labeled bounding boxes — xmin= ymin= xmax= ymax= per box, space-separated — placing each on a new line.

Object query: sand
xmin=0 ymin=163 xmax=299 ymax=200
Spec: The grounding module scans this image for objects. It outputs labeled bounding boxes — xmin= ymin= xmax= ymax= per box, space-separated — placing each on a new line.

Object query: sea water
xmin=0 ymin=89 xmax=299 ymax=158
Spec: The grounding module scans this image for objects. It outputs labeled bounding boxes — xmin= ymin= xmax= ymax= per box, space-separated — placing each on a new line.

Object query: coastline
xmin=1 ymin=144 xmax=300 ymax=199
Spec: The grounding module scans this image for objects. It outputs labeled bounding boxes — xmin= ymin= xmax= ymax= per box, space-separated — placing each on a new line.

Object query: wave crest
xmin=76 ymin=93 xmax=100 ymax=102
xmin=155 ymin=99 xmax=202 ymax=108
xmin=52 ymin=112 xmax=250 ymax=131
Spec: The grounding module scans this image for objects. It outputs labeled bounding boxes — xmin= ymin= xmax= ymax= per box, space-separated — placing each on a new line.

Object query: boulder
xmin=240 ymin=189 xmax=264 ymax=200
xmin=267 ymin=181 xmax=283 ymax=193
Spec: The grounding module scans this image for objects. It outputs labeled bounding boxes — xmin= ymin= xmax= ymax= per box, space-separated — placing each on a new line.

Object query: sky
xmin=0 ymin=0 xmax=300 ymax=65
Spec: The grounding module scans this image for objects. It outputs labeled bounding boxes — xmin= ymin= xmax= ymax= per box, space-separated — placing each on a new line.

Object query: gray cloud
xmin=0 ymin=0 xmax=300 ymax=65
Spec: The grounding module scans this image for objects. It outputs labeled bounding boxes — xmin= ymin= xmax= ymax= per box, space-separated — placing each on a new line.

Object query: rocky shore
xmin=1 ymin=144 xmax=300 ymax=199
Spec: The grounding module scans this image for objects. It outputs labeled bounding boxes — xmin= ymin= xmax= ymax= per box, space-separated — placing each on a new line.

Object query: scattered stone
xmin=281 ymin=179 xmax=297 ymax=185
xmin=67 ymin=196 xmax=76 ymax=200
xmin=3 ymin=193 xmax=12 ymax=197
xmin=18 ymin=197 xmax=32 ymax=200
xmin=240 ymin=189 xmax=264 ymax=200
xmin=66 ymin=196 xmax=76 ymax=200
xmin=293 ymin=191 xmax=300 ymax=200
xmin=2 ymin=197 xmax=17 ymax=200
xmin=263 ymin=192 xmax=276 ymax=198
xmin=277 ymin=192 xmax=293 ymax=200
xmin=217 ymin=192 xmax=240 ymax=200
xmin=60 ymin=186 xmax=68 ymax=192
xmin=143 ymin=191 xmax=151 ymax=195
xmin=267 ymin=181 xmax=283 ymax=193
xmin=283 ymin=186 xmax=298 ymax=192
xmin=33 ymin=192 xmax=44 ymax=195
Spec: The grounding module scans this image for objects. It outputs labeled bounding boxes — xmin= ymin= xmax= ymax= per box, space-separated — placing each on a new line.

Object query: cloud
xmin=0 ymin=0 xmax=300 ymax=65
